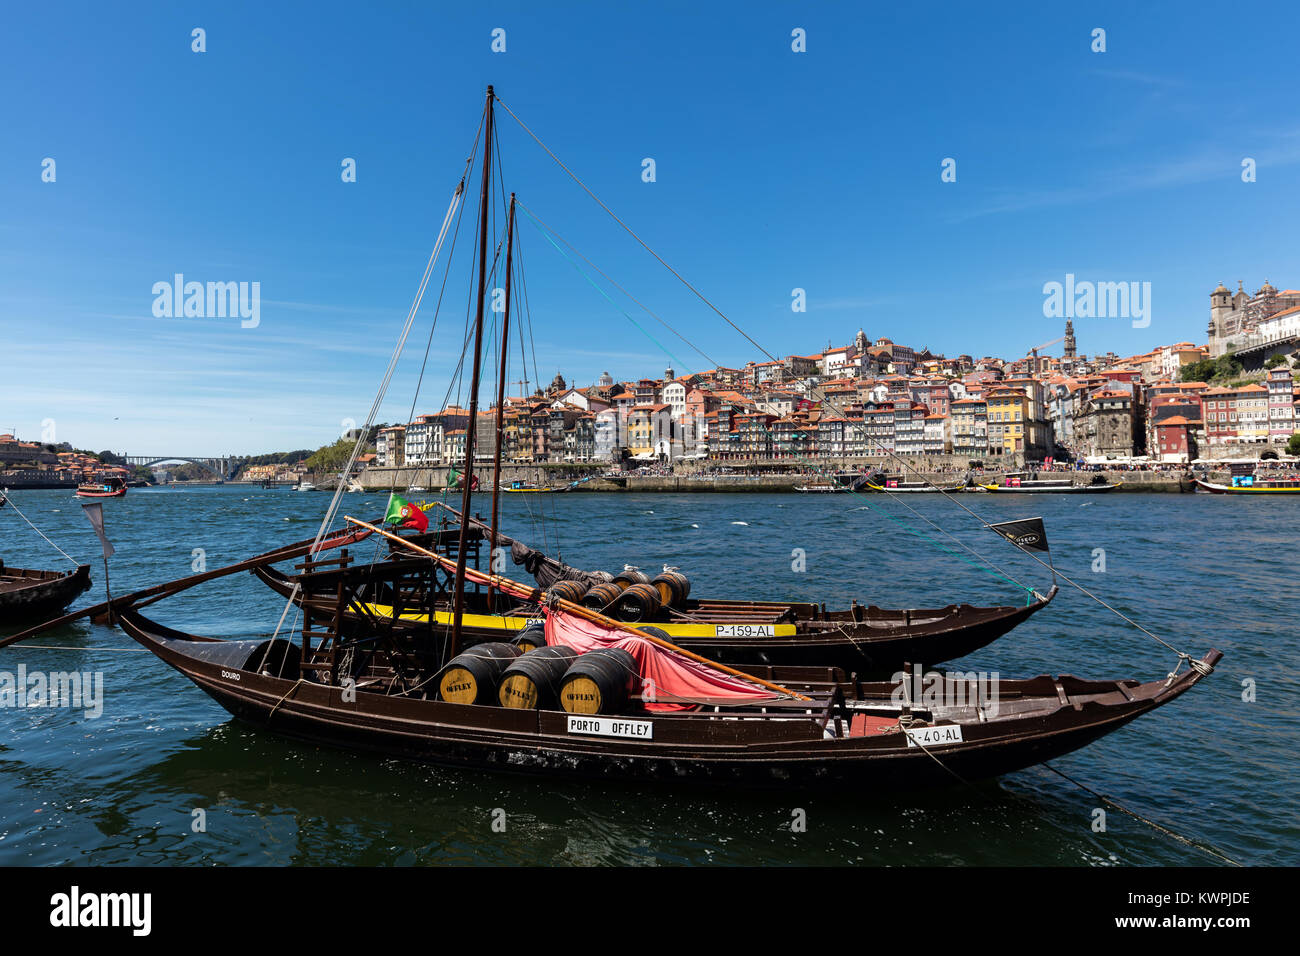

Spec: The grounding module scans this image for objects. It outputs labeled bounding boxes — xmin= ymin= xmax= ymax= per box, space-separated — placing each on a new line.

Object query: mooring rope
xmin=1037 ymin=762 xmax=1241 ymax=866
xmin=0 ymin=491 xmax=81 ymax=567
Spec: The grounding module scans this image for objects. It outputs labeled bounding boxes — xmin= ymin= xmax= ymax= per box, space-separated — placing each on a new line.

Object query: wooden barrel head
xmin=498 ymin=673 xmax=540 ymax=709
xmin=439 ymin=666 xmax=479 ymax=704
xmin=560 ymin=675 xmax=602 ymax=714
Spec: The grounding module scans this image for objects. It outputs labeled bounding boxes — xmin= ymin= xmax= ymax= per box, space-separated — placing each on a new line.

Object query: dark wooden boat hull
xmin=0 ymin=564 xmax=92 ymax=622
xmin=252 ymin=563 xmax=1057 ymax=674
xmin=116 ymin=607 xmax=1218 ymax=789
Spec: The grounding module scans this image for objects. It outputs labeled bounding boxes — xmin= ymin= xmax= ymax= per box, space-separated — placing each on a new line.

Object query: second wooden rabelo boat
xmin=251 ymin=512 xmax=1058 ymax=673
xmin=0 ymin=561 xmax=91 ymax=622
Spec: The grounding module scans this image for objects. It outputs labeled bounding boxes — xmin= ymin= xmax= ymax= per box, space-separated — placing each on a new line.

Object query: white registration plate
xmin=566 ymin=715 xmax=654 ymax=740
xmin=905 ymin=725 xmax=965 ymax=748
xmin=714 ymin=624 xmax=775 ymax=638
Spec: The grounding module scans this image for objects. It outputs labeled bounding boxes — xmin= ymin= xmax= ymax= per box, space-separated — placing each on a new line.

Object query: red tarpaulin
xmin=543 ymin=608 xmax=784 ymax=712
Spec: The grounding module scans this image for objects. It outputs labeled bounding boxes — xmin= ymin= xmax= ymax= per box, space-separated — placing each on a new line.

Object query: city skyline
xmin=5 ymin=2 xmax=1300 ymax=454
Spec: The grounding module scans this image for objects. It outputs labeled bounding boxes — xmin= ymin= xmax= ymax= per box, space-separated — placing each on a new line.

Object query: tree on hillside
xmin=1265 ymin=353 xmax=1287 ymax=369
xmin=1289 ymin=433 xmax=1300 ymax=457
xmin=305 ymin=438 xmax=357 ymax=475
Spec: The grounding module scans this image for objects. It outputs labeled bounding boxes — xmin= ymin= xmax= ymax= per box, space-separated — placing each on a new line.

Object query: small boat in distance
xmin=293 ymin=480 xmax=316 ymax=492
xmin=75 ymin=476 xmax=127 ymax=498
xmin=977 ymin=473 xmax=1120 ymax=494
xmin=794 ymin=481 xmax=849 ymax=493
xmin=502 ymin=480 xmax=559 ymax=493
xmin=867 ymin=476 xmax=970 ymax=493
xmin=1194 ymin=467 xmax=1300 ymax=494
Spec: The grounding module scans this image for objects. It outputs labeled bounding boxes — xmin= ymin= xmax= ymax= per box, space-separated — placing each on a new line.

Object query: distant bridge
xmin=124 ymin=455 xmax=246 ymax=480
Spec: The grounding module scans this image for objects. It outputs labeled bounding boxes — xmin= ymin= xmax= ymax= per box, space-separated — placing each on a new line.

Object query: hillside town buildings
xmin=359 ymin=283 xmax=1300 ymax=472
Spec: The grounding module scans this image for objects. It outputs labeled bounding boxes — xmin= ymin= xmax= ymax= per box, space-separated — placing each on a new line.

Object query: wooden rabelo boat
xmin=3 ymin=87 xmax=1221 ymax=792
xmin=113 ymin=593 xmax=1220 ymax=788
xmin=251 ymin=513 xmax=1059 ymax=673
xmin=75 ymin=476 xmax=127 ymax=498
xmin=0 ymin=561 xmax=91 ymax=622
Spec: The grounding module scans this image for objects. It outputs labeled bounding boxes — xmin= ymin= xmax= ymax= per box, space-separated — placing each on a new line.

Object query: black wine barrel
xmin=438 ymin=642 xmax=522 ymax=705
xmin=614 ymin=583 xmax=662 ymax=623
xmin=549 ymin=580 xmax=590 ymax=604
xmin=498 ymin=645 xmax=580 ymax=710
xmin=612 ymin=569 xmax=650 ymax=588
xmin=559 ymin=648 xmax=640 ymax=715
xmin=511 ymin=624 xmax=547 ymax=652
xmin=650 ymin=571 xmax=691 ymax=607
xmin=582 ymin=582 xmax=624 ymax=612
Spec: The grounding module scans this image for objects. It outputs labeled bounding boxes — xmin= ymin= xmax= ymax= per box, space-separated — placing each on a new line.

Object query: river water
xmin=1 ymin=485 xmax=1295 ymax=866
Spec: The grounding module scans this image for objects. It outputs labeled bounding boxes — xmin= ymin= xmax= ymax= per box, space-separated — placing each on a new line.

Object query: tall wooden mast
xmin=486 ymin=193 xmax=516 ymax=608
xmin=450 ymin=85 xmax=495 ymax=657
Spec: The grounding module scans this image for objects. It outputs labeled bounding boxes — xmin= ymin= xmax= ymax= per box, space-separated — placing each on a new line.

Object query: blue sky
xmin=2 ymin=1 xmax=1298 ymax=454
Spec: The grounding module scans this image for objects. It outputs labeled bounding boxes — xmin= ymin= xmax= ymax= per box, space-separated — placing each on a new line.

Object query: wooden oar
xmin=0 ymin=526 xmax=374 ymax=651
xmin=346 ymin=516 xmax=810 ymax=701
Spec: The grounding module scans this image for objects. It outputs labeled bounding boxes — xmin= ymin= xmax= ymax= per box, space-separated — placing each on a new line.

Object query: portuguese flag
xmin=384 ymin=494 xmax=428 ymax=532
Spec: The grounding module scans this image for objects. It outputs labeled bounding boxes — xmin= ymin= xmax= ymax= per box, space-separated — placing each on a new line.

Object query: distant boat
xmin=977 ymin=474 xmax=1120 ymax=494
xmin=1194 ymin=476 xmax=1300 ymax=495
xmin=408 ymin=486 xmax=428 ymax=493
xmin=293 ymin=480 xmax=315 ymax=492
xmin=502 ymin=481 xmax=559 ymax=493
xmin=867 ymin=477 xmax=969 ymax=494
xmin=75 ymin=476 xmax=127 ymax=498
xmin=794 ymin=481 xmax=848 ymax=493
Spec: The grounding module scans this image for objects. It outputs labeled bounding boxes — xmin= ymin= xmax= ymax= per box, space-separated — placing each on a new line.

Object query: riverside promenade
xmin=353 ymin=465 xmax=1198 ymax=493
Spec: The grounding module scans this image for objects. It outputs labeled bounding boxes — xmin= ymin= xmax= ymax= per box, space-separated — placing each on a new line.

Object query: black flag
xmin=988 ymin=517 xmax=1049 ymax=553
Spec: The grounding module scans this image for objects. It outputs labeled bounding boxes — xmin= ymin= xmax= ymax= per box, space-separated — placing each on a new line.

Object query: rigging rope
xmin=268 ymin=167 xmax=470 ymax=648
xmin=495 ymin=93 xmax=1195 ymax=662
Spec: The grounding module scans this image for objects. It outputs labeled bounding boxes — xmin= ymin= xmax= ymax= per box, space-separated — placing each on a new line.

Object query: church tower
xmin=1209 ymin=281 xmax=1231 ymax=344
xmin=1063 ymin=320 xmax=1077 ymax=359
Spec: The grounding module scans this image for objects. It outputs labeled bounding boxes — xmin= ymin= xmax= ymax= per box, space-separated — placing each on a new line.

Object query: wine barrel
xmin=559 ymin=648 xmax=640 ymax=715
xmin=511 ymin=623 xmax=547 ymax=652
xmin=438 ymin=642 xmax=522 ymax=705
xmin=650 ymin=571 xmax=691 ymax=607
xmin=582 ymin=582 xmax=624 ymax=613
xmin=614 ymin=583 xmax=661 ymax=623
xmin=549 ymin=580 xmax=590 ymax=604
xmin=498 ymin=646 xmax=580 ymax=710
xmin=612 ymin=569 xmax=650 ymax=588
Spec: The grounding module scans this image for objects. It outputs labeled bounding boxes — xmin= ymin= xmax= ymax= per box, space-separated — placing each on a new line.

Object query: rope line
xmin=1038 ymin=762 xmax=1241 ymax=866
xmin=495 ymin=93 xmax=1195 ymax=663
xmin=0 ymin=491 xmax=81 ymax=566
